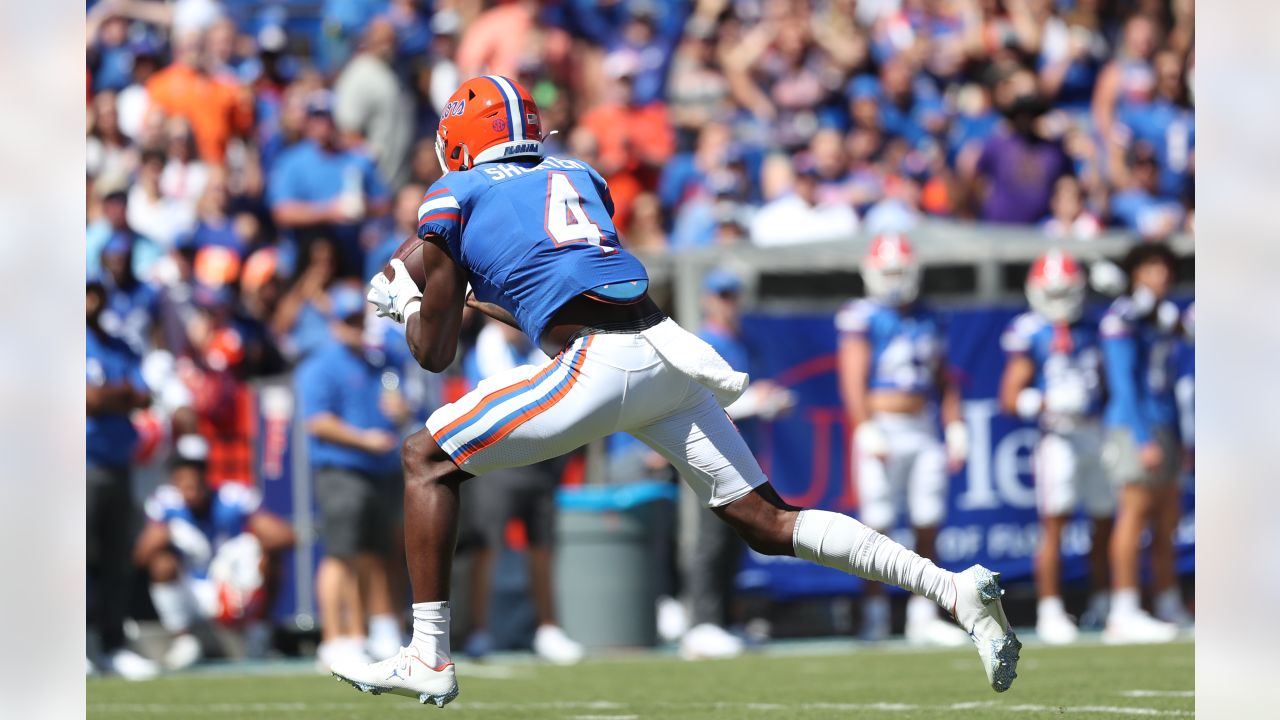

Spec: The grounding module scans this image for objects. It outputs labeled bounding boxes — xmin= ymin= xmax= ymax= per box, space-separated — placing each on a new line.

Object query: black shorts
xmin=315 ymin=467 xmax=396 ymax=557
xmin=466 ymin=460 xmax=560 ymax=549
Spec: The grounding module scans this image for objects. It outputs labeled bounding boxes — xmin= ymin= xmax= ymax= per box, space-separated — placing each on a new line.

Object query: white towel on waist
xmin=640 ymin=318 xmax=749 ymax=407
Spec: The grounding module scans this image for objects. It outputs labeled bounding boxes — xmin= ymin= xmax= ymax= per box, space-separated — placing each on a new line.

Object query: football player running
xmin=333 ymin=76 xmax=1020 ymax=706
xmin=998 ymin=251 xmax=1114 ymax=644
xmin=835 ymin=235 xmax=971 ymax=647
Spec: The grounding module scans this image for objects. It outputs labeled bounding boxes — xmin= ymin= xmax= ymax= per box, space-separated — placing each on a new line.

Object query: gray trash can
xmin=555 ymin=482 xmax=677 ymax=649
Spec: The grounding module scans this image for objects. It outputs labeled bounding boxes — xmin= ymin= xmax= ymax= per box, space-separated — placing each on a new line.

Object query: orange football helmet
xmin=435 ymin=75 xmax=545 ymax=173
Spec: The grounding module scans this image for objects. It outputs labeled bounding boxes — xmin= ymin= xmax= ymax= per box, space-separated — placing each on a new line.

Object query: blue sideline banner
xmin=733 ymin=305 xmax=1195 ymax=600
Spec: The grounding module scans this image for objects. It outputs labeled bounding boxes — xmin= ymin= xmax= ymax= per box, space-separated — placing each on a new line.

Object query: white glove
xmin=367 ymin=259 xmax=422 ymax=325
xmin=168 ymin=518 xmax=212 ymax=570
xmin=1014 ymin=387 xmax=1043 ymax=421
xmin=1045 ymin=377 xmax=1089 ymax=416
xmin=1156 ymin=300 xmax=1181 ymax=333
xmin=944 ymin=421 xmax=969 ymax=466
xmin=1089 ymin=260 xmax=1126 ymax=297
xmin=855 ymin=421 xmax=889 ymax=458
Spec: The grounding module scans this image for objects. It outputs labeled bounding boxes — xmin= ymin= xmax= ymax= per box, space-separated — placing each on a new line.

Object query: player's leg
xmin=903 ymin=436 xmax=968 ymax=645
xmin=852 ymin=435 xmax=897 ymax=641
xmin=681 ymin=506 xmax=746 ymax=659
xmin=1076 ymin=428 xmax=1116 ymax=629
xmin=523 ymin=467 xmax=585 ymax=664
xmin=1150 ymin=471 xmax=1190 ymax=625
xmin=314 ymin=468 xmax=377 ymax=669
xmin=1102 ymin=429 xmax=1178 ymax=642
xmin=333 ymin=338 xmax=618 ymax=705
xmin=631 ymin=386 xmax=1020 ymax=692
xmin=146 ymin=549 xmax=204 ymax=669
xmin=356 ymin=477 xmax=401 ymax=661
xmin=1032 ymin=433 xmax=1081 ymax=644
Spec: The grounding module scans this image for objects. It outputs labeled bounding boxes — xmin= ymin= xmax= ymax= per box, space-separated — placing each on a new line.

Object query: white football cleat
xmin=1103 ymin=610 xmax=1179 ymax=645
xmin=331 ymin=645 xmax=459 ymax=708
xmin=104 ymin=648 xmax=160 ymax=681
xmin=950 ymin=565 xmax=1021 ymax=693
xmin=533 ymin=624 xmax=585 ymax=665
xmin=1036 ymin=610 xmax=1080 ymax=646
xmin=164 ymin=633 xmax=203 ymax=670
xmin=680 ymin=623 xmax=744 ymax=660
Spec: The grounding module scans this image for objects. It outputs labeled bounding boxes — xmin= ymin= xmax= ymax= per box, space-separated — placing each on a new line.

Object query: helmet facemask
xmin=1027 ymin=275 xmax=1085 ymax=323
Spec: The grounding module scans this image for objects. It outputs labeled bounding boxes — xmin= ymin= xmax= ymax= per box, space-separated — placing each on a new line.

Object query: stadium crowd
xmin=85 ymin=0 xmax=1194 ymax=678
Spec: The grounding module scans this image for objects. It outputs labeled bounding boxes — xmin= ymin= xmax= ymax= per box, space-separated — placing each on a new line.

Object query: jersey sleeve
xmin=835 ymin=300 xmax=873 ymax=336
xmin=217 ymin=483 xmax=263 ymax=518
xmin=1000 ymin=313 xmax=1037 ymax=355
xmin=416 ymin=183 xmax=463 ymax=246
xmin=584 ymin=163 xmax=615 ymax=217
xmin=144 ymin=484 xmax=186 ymax=524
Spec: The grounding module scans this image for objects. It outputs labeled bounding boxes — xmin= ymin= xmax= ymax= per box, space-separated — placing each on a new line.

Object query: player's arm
xmin=246 ymin=511 xmax=296 ymax=554
xmin=937 ymin=364 xmax=963 ymax=428
xmin=86 ymin=380 xmax=150 ymax=416
xmin=132 ymin=520 xmax=171 ymax=567
xmin=406 ymin=236 xmax=468 ymax=372
xmin=836 ymin=334 xmax=872 ymax=427
xmin=465 ymin=291 xmax=519 ymax=330
xmin=998 ymin=354 xmax=1038 ymax=417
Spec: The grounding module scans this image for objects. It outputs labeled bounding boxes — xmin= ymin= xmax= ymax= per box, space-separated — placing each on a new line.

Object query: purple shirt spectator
xmin=975 ymin=130 xmax=1071 ymax=224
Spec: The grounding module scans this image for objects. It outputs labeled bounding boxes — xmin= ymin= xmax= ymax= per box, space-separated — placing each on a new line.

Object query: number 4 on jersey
xmin=545 ymin=172 xmax=614 ymax=254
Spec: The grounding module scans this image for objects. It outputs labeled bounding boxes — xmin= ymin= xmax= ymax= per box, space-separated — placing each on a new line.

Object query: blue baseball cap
xmin=102 ymin=232 xmax=133 ymax=257
xmin=329 ymin=285 xmax=366 ymax=320
xmin=846 ymin=74 xmax=881 ymax=101
xmin=704 ymin=269 xmax=743 ymax=294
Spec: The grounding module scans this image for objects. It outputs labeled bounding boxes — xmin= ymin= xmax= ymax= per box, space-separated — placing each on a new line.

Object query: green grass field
xmin=88 ymin=638 xmax=1193 ymax=719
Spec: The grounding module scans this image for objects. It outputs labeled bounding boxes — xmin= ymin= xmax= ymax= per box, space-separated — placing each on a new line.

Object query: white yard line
xmin=1121 ymin=690 xmax=1195 ymax=698
xmin=91 ymin=699 xmax=1193 ymax=716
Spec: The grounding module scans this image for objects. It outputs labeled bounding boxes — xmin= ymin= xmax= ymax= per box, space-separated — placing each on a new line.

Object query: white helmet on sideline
xmin=861 ymin=234 xmax=920 ymax=306
xmin=1026 ymin=250 xmax=1085 ymax=323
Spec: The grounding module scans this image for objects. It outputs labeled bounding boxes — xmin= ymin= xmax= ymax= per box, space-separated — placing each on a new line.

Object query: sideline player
xmin=332 ymin=76 xmax=1020 ymax=706
xmin=998 ymin=251 xmax=1113 ymax=644
xmin=1099 ymin=243 xmax=1184 ymax=643
xmin=835 ymin=235 xmax=971 ymax=646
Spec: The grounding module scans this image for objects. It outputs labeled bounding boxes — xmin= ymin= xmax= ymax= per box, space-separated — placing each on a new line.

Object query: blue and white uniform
xmin=144 ymin=483 xmax=262 ymax=578
xmin=418 ymin=156 xmax=765 ymax=506
xmin=1001 ymin=312 xmax=1114 ymax=517
xmin=1098 ymin=296 xmax=1182 ymax=485
xmin=835 ymin=298 xmax=949 ymax=530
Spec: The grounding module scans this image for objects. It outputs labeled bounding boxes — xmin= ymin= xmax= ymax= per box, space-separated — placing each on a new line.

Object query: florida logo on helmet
xmin=435 ymin=75 xmax=545 ymax=174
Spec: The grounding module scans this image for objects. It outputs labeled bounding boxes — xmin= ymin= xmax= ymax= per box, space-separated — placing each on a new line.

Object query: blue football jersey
xmin=145 ymin=483 xmax=261 ymax=573
xmin=836 ymin=299 xmax=945 ymax=395
xmin=1000 ymin=312 xmax=1104 ymax=423
xmin=1099 ymin=296 xmax=1180 ymax=444
xmin=416 ymin=155 xmax=649 ymax=344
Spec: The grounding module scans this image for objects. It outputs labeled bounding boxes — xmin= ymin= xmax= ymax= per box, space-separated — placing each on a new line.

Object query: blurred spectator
xmin=682 ymin=269 xmax=794 ymax=659
xmin=1092 ymin=14 xmax=1158 ymax=148
xmin=459 ymin=320 xmax=585 ymax=665
xmin=382 ymin=0 xmax=432 ymax=65
xmin=665 ymin=21 xmax=729 ymax=148
xmin=128 ymin=148 xmax=197 ymax=250
xmin=365 ymin=183 xmax=428 ymax=283
xmin=87 ymin=182 xmax=164 ymax=284
xmin=750 ymin=157 xmax=858 ymax=246
xmin=1109 ymin=142 xmax=1185 ymax=239
xmin=98 ymin=232 xmax=161 ymax=354
xmin=580 ymin=53 xmax=676 ymax=230
xmin=457 ymin=0 xmax=565 ymax=82
xmin=268 ymin=91 xmax=390 ymax=279
xmin=319 ymin=0 xmax=390 ymax=72
xmin=1042 ymin=175 xmax=1102 ymax=240
xmin=962 ymin=67 xmax=1071 ymax=224
xmin=625 ymin=192 xmax=668 ymax=252
xmin=160 ymin=118 xmax=211 ymax=212
xmin=297 ymin=286 xmax=410 ymax=669
xmin=133 ymin=435 xmax=296 ymax=668
xmin=335 ymin=18 xmax=416 ymax=188
xmin=1113 ymin=49 xmax=1194 ymax=202
xmin=425 ymin=10 xmax=463 ymax=117
xmin=146 ymin=29 xmax=254 ymax=166
xmin=87 ymin=91 xmax=138 ymax=182
xmin=86 ymin=276 xmax=159 ymax=680
xmin=272 ymin=237 xmax=341 ymax=361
